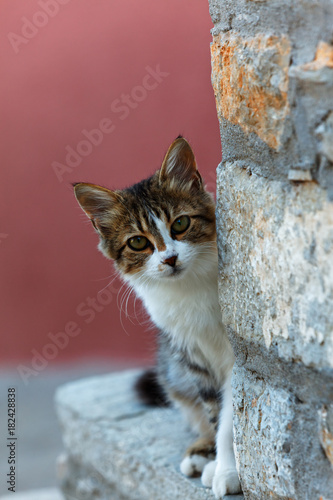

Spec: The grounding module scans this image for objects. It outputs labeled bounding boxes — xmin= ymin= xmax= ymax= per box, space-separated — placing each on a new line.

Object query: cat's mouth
xmin=163 ymin=266 xmax=184 ymax=278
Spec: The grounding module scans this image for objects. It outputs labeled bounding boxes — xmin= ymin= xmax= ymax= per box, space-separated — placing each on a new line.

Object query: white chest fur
xmin=130 ymin=265 xmax=234 ymax=383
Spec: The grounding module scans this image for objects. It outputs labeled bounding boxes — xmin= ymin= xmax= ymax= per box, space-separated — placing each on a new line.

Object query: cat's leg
xmin=180 ymin=398 xmax=215 ymax=437
xmin=173 ymin=394 xmax=216 ymax=477
xmin=179 ymin=392 xmax=220 ymax=477
xmin=158 ymin=340 xmax=219 ymax=478
xmin=180 ymin=436 xmax=216 ymax=477
xmin=201 ymin=459 xmax=217 ymax=488
xmin=203 ymin=373 xmax=241 ymax=498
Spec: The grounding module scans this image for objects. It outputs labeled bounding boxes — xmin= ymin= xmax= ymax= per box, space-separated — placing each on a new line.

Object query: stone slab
xmin=216 ymin=162 xmax=333 ymax=370
xmin=211 ymin=32 xmax=291 ymax=150
xmin=216 ymin=163 xmax=333 ymax=499
xmin=210 ymin=0 xmax=333 ymax=498
xmin=55 ymin=370 xmax=244 ymax=500
xmin=209 ymin=0 xmax=333 ymax=187
xmin=0 ymin=489 xmax=63 ymax=500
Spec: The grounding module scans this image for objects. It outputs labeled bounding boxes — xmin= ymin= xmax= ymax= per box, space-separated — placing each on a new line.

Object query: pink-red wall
xmin=0 ymin=0 xmax=221 ymax=367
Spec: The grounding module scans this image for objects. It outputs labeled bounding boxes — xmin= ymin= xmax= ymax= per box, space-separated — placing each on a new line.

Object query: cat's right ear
xmin=73 ymin=183 xmax=120 ymax=237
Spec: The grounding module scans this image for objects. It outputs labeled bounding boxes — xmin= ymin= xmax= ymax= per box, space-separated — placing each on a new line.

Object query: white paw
xmin=180 ymin=454 xmax=210 ymax=477
xmin=212 ymin=467 xmax=241 ymax=499
xmin=201 ymin=460 xmax=216 ymax=487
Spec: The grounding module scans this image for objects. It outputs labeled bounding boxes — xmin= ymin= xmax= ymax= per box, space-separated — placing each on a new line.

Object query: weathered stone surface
xmin=55 ymin=370 xmax=244 ymax=500
xmin=216 ymin=164 xmax=333 ymax=499
xmin=316 ymin=111 xmax=333 ymax=163
xmin=210 ymin=0 xmax=333 ymax=66
xmin=287 ymin=169 xmax=313 ymax=181
xmin=209 ymin=1 xmax=333 ymax=494
xmin=319 ymin=405 xmax=333 ymax=468
xmin=0 ymin=489 xmax=62 ymax=500
xmin=232 ymin=365 xmax=333 ymax=500
xmin=211 ymin=33 xmax=290 ymax=150
xmin=290 ymin=41 xmax=333 ymax=83
xmin=217 ymin=163 xmax=333 ymax=368
xmin=210 ymin=0 xmax=333 ymax=185
xmin=232 ymin=370 xmax=296 ymax=499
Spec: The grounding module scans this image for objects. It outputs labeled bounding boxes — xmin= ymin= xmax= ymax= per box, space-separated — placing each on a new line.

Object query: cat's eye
xmin=171 ymin=215 xmax=190 ymax=235
xmin=127 ymin=236 xmax=150 ymax=251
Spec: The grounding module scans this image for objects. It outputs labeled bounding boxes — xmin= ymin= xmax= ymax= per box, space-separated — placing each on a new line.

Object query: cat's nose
xmin=163 ymin=254 xmax=178 ymax=267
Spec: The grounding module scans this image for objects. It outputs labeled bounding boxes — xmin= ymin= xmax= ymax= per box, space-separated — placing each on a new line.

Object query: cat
xmin=73 ymin=136 xmax=242 ymax=498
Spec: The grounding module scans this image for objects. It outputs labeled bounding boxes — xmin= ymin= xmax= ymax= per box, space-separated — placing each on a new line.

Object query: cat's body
xmin=74 ymin=137 xmax=242 ymax=498
xmin=130 ymin=244 xmax=233 ymax=380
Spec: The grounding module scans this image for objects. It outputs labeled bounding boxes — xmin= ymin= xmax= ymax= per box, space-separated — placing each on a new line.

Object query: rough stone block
xmin=232 ymin=370 xmax=296 ymax=499
xmin=210 ymin=1 xmax=333 ymax=185
xmin=209 ymin=0 xmax=333 ymax=498
xmin=316 ymin=111 xmax=333 ymax=164
xmin=217 ymin=162 xmax=333 ymax=368
xmin=0 ymin=490 xmax=62 ymax=500
xmin=211 ymin=32 xmax=291 ymax=150
xmin=55 ymin=370 xmax=244 ymax=500
xmin=216 ymin=163 xmax=333 ymax=499
xmin=290 ymin=41 xmax=333 ymax=83
xmin=231 ymin=363 xmax=333 ymax=500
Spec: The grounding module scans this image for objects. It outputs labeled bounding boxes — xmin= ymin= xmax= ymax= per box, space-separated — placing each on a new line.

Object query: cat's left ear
xmin=159 ymin=137 xmax=203 ymax=191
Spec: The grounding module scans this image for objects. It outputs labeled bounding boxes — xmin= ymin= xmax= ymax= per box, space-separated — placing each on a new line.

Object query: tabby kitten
xmin=73 ymin=137 xmax=241 ymax=498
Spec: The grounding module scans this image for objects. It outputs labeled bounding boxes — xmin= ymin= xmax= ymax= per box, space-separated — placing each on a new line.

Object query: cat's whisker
xmin=120 ymin=285 xmax=132 ymax=316
xmin=127 ymin=275 xmax=148 ymax=325
xmin=116 ymin=284 xmax=134 ymax=336
xmin=122 ymin=286 xmax=135 ymax=320
xmin=124 ymin=287 xmax=137 ymax=323
xmin=197 ymin=253 xmax=218 ymax=260
xmin=96 ymin=273 xmax=121 ymax=295
xmin=119 ymin=289 xmax=129 ymax=321
xmin=118 ymin=279 xmax=146 ymax=326
xmin=117 ymin=281 xmax=129 ymax=312
xmin=133 ymin=294 xmax=147 ymax=326
xmin=93 ymin=268 xmax=118 ymax=283
xmin=197 ymin=249 xmax=217 ymax=255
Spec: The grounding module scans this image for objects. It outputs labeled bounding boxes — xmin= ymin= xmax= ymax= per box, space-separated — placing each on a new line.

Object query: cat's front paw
xmin=180 ymin=454 xmax=210 ymax=477
xmin=201 ymin=460 xmax=216 ymax=487
xmin=181 ymin=437 xmax=215 ymax=477
xmin=212 ymin=466 xmax=241 ymax=499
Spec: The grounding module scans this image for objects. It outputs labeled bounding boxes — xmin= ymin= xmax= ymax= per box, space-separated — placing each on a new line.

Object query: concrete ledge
xmin=55 ymin=370 xmax=243 ymax=500
xmin=0 ymin=489 xmax=63 ymax=500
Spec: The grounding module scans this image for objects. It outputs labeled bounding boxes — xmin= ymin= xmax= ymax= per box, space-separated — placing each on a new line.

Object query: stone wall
xmin=209 ymin=1 xmax=333 ymax=499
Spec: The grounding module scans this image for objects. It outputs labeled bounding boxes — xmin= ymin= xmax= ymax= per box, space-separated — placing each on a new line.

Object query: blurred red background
xmin=0 ymin=0 xmax=220 ymax=368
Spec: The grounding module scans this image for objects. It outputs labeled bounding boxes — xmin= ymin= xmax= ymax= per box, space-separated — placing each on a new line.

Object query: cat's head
xmin=74 ymin=137 xmax=216 ymax=284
